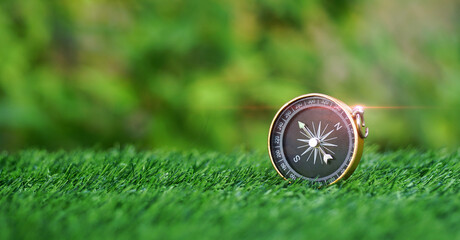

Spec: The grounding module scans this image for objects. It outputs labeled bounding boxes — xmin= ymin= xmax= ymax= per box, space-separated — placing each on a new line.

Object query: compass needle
xmin=298 ymin=121 xmax=314 ymax=138
xmin=300 ymin=131 xmax=310 ymax=138
xmin=298 ymin=121 xmax=305 ymax=129
xmin=318 ymin=147 xmax=333 ymax=164
xmin=305 ymin=126 xmax=315 ymax=138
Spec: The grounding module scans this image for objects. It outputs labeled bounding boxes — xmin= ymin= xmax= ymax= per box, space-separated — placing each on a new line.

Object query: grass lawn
xmin=0 ymin=146 xmax=459 ymax=240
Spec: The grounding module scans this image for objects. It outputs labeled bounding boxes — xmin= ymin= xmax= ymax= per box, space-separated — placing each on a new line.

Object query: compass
xmin=268 ymin=93 xmax=369 ymax=186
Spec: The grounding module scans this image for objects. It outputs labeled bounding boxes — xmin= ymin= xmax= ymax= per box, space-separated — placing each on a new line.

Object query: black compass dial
xmin=269 ymin=95 xmax=356 ymax=184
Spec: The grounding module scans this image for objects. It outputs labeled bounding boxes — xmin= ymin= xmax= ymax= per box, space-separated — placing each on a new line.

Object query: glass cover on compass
xmin=268 ymin=94 xmax=364 ymax=185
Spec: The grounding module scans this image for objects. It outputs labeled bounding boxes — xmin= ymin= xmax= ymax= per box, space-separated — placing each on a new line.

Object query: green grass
xmin=0 ymin=146 xmax=459 ymax=240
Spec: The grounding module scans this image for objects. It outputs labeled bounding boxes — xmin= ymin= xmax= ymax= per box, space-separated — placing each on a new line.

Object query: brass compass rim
xmin=267 ymin=93 xmax=365 ymax=186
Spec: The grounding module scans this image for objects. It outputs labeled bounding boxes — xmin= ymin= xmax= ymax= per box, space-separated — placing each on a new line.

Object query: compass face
xmin=269 ymin=94 xmax=358 ymax=185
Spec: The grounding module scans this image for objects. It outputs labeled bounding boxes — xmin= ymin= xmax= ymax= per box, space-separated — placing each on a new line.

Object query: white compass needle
xmin=319 ymin=147 xmax=333 ymax=164
xmin=298 ymin=121 xmax=314 ymax=139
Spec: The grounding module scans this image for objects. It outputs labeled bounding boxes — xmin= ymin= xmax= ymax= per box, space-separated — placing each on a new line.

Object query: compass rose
xmin=296 ymin=121 xmax=338 ymax=164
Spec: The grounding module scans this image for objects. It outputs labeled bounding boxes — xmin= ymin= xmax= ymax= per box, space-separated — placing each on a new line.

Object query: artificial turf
xmin=0 ymin=146 xmax=458 ymax=240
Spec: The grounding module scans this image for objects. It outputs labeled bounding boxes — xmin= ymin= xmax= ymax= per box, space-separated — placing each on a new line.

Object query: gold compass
xmin=268 ymin=93 xmax=369 ymax=186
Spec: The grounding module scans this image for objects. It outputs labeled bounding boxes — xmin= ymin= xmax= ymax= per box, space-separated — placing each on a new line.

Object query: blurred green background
xmin=0 ymin=0 xmax=458 ymax=151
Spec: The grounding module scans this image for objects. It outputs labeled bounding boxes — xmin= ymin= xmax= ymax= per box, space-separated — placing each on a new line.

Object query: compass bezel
xmin=268 ymin=93 xmax=364 ymax=186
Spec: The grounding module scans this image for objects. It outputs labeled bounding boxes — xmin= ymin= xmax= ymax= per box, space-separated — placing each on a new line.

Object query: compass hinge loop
xmin=352 ymin=107 xmax=369 ymax=139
